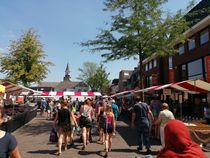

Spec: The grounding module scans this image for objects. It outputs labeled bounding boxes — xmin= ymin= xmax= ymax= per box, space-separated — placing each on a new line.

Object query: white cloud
xmin=0 ymin=47 xmax=4 ymax=52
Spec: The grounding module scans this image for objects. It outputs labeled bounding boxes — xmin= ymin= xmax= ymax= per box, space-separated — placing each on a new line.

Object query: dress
xmin=57 ymin=108 xmax=71 ymax=132
xmin=0 ymin=132 xmax=17 ymax=158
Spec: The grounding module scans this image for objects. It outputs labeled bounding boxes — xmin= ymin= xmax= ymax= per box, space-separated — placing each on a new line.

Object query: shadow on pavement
xmin=78 ymin=150 xmax=104 ymax=157
xmin=117 ymin=115 xmax=161 ymax=147
xmin=27 ymin=149 xmax=57 ymax=155
xmin=17 ymin=118 xmax=52 ymax=136
xmin=111 ymin=148 xmax=137 ymax=153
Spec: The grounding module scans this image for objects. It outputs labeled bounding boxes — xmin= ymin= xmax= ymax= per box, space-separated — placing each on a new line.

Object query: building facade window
xmin=187 ymin=59 xmax=203 ymax=80
xmin=181 ymin=64 xmax=187 ymax=81
xmin=145 ymin=64 xmax=148 ymax=71
xmin=200 ymin=29 xmax=209 ymax=45
xmin=168 ymin=57 xmax=173 ymax=69
xmin=145 ymin=76 xmax=152 ymax=87
xmin=178 ymin=44 xmax=185 ymax=55
xmin=149 ymin=61 xmax=152 ymax=69
xmin=188 ymin=37 xmax=195 ymax=51
xmin=153 ymin=59 xmax=157 ymax=67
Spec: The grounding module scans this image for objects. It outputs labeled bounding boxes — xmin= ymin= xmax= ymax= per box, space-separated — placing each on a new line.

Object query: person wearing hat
xmin=155 ymin=102 xmax=175 ymax=147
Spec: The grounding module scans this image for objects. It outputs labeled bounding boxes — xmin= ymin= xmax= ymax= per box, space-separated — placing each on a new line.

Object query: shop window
xmin=153 ymin=59 xmax=157 ymax=67
xmin=168 ymin=57 xmax=173 ymax=69
xmin=187 ymin=59 xmax=203 ymax=80
xmin=200 ymin=29 xmax=209 ymax=45
xmin=178 ymin=44 xmax=185 ymax=55
xmin=188 ymin=37 xmax=195 ymax=51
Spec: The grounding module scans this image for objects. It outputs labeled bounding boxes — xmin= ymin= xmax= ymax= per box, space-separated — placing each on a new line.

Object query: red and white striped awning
xmin=1 ymin=80 xmax=37 ymax=94
xmin=111 ymin=90 xmax=134 ymax=97
xmin=135 ymin=79 xmax=210 ymax=94
xmin=38 ymin=91 xmax=102 ymax=96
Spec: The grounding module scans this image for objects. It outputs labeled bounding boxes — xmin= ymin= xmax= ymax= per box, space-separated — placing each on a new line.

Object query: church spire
xmin=64 ymin=63 xmax=71 ymax=81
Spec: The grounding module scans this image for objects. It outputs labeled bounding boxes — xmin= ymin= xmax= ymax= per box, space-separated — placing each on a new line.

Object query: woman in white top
xmin=155 ymin=102 xmax=174 ymax=147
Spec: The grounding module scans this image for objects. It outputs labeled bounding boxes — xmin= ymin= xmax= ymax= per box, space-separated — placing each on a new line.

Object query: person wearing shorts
xmin=104 ymin=104 xmax=115 ymax=158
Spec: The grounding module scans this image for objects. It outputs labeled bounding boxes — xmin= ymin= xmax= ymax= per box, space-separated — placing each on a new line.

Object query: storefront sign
xmin=205 ymin=56 xmax=210 ymax=82
xmin=184 ymin=92 xmax=188 ymax=100
xmin=179 ymin=95 xmax=183 ymax=103
xmin=175 ymin=93 xmax=178 ymax=100
xmin=163 ymin=89 xmax=172 ymax=95
xmin=168 ymin=69 xmax=175 ymax=83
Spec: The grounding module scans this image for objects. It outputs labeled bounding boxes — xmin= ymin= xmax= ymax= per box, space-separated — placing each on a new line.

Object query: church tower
xmin=63 ymin=63 xmax=71 ymax=81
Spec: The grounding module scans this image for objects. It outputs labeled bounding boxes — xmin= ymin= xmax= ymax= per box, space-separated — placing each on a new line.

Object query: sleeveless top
xmin=106 ymin=114 xmax=113 ymax=126
xmin=81 ymin=105 xmax=92 ymax=121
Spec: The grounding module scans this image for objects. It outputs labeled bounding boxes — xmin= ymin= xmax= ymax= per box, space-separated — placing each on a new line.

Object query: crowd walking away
xmin=38 ymin=95 xmax=208 ymax=158
xmin=46 ymin=96 xmax=117 ymax=157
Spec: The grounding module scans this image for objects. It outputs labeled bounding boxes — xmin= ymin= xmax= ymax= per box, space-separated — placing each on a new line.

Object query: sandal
xmin=104 ymin=152 xmax=108 ymax=158
xmin=82 ymin=146 xmax=86 ymax=151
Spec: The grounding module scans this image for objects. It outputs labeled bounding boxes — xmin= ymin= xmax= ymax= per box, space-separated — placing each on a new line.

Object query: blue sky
xmin=0 ymin=0 xmax=201 ymax=83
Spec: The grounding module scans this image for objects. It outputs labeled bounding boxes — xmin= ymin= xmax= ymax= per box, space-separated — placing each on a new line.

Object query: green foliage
xmin=81 ymin=0 xmax=189 ymax=60
xmin=81 ymin=0 xmax=192 ymax=89
xmin=77 ymin=62 xmax=98 ymax=82
xmin=77 ymin=62 xmax=110 ymax=93
xmin=0 ymin=29 xmax=53 ymax=86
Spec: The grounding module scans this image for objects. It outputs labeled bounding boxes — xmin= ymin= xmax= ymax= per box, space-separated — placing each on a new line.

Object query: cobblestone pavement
xmin=13 ymin=115 xmax=210 ymax=158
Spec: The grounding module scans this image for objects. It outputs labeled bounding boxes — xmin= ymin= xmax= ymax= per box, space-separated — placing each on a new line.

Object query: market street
xmin=12 ymin=115 xmax=210 ymax=158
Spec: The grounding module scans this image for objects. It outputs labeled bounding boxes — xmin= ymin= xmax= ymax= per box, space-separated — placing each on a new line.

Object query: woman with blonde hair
xmin=0 ymin=107 xmax=21 ymax=158
xmin=54 ymin=100 xmax=78 ymax=155
xmin=104 ymin=104 xmax=115 ymax=158
xmin=97 ymin=100 xmax=106 ymax=144
xmin=155 ymin=102 xmax=174 ymax=147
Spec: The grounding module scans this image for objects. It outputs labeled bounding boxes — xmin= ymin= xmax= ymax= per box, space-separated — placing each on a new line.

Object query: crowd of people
xmin=39 ymin=96 xmax=119 ymax=157
xmin=0 ymin=94 xmax=208 ymax=158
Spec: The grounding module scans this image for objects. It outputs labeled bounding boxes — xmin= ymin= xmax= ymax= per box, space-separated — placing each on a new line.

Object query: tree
xmin=77 ymin=62 xmax=98 ymax=83
xmin=0 ymin=29 xmax=53 ymax=86
xmin=81 ymin=0 xmax=192 ymax=93
xmin=89 ymin=64 xmax=110 ymax=93
xmin=77 ymin=62 xmax=110 ymax=93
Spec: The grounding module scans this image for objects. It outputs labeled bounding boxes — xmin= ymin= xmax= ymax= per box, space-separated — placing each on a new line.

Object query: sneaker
xmin=145 ymin=148 xmax=152 ymax=155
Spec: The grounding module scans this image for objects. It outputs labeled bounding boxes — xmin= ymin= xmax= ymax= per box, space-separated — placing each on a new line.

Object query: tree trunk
xmin=138 ymin=52 xmax=144 ymax=101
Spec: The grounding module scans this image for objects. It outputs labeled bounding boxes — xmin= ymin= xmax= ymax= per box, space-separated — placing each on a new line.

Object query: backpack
xmin=49 ymin=128 xmax=58 ymax=143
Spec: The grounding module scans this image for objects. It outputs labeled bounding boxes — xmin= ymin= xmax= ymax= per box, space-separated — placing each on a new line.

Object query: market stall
xmin=134 ymin=79 xmax=210 ymax=146
xmin=0 ymin=80 xmax=38 ymax=132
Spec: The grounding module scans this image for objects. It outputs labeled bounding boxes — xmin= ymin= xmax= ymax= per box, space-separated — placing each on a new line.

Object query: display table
xmin=185 ymin=121 xmax=210 ymax=145
xmin=3 ymin=107 xmax=37 ymax=132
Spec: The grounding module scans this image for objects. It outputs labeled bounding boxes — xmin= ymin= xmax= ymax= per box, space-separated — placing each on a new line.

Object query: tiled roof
xmin=38 ymin=82 xmax=60 ymax=88
xmin=55 ymin=81 xmax=88 ymax=91
xmin=37 ymin=80 xmax=88 ymax=91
